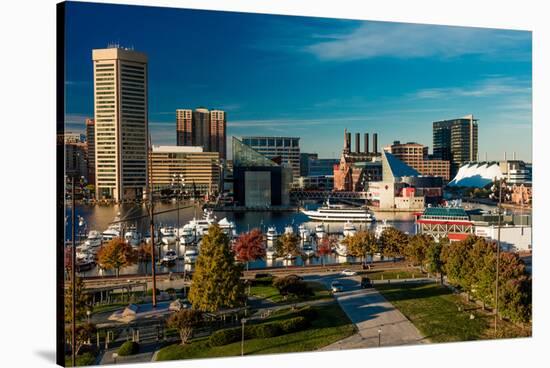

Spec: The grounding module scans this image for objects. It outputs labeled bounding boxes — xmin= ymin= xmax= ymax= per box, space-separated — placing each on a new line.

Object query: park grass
xmin=365 ymin=269 xmax=425 ymax=280
xmin=249 ymin=281 xmax=331 ymax=304
xmin=156 ymin=303 xmax=355 ymax=361
xmin=374 ymin=282 xmax=530 ymax=342
xmin=64 ymin=352 xmax=97 ymax=367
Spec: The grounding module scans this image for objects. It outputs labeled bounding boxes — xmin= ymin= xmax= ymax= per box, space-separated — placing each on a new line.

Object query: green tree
xmin=442 ymin=236 xmax=476 ymax=294
xmin=470 ymin=238 xmax=497 ymax=308
xmin=65 ymin=322 xmax=96 ymax=356
xmin=97 ymin=238 xmax=137 ymax=277
xmin=167 ymin=309 xmax=203 ymax=345
xmin=273 ymin=276 xmax=313 ymax=299
xmin=379 ymin=227 xmax=409 ymax=258
xmin=404 ymin=234 xmax=433 ymax=269
xmin=274 ymin=232 xmax=301 ymax=259
xmin=498 ymin=253 xmax=531 ymax=323
xmin=65 ymin=277 xmax=91 ymax=323
xmin=343 ymin=230 xmax=378 ymax=263
xmin=426 ymin=238 xmax=447 ymax=284
xmin=233 ymin=228 xmax=265 ymax=270
xmin=189 ymin=224 xmax=244 ymax=312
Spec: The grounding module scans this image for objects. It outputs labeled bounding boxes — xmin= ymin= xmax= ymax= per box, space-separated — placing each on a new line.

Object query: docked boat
xmin=144 ymin=230 xmax=160 ymax=245
xmin=284 ymin=225 xmax=294 ymax=235
xmin=302 ymin=244 xmax=315 ymax=258
xmin=183 ymin=210 xmax=216 ymax=238
xmin=298 ymin=224 xmax=311 ymax=240
xmin=76 ymin=253 xmax=95 ymax=272
xmin=266 ymin=226 xmax=278 ymax=241
xmin=343 ymin=221 xmax=357 ymax=237
xmin=218 ymin=217 xmax=237 ymax=238
xmin=335 ymin=242 xmax=348 ymax=257
xmin=184 ymin=247 xmax=199 ymax=264
xmin=315 ymin=224 xmax=326 ymax=239
xmin=124 ymin=228 xmax=141 ymax=247
xmin=178 ymin=227 xmax=195 ymax=245
xmin=160 ymin=226 xmax=177 ymax=245
xmin=85 ymin=230 xmax=103 ymax=248
xmin=266 ymin=247 xmax=276 ymax=258
xmin=101 ymin=228 xmax=120 ymax=242
xmin=161 ymin=249 xmax=178 ymax=264
xmin=301 ymin=199 xmax=375 ymax=222
xmin=375 ymin=219 xmax=392 ymax=239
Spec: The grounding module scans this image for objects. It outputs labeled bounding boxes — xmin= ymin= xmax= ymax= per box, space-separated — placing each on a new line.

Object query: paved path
xmin=304 ymin=274 xmax=428 ymax=350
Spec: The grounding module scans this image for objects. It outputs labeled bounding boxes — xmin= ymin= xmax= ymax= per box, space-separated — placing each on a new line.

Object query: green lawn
xmin=365 ymin=269 xmax=425 ymax=280
xmin=156 ymin=303 xmax=355 ymax=361
xmin=374 ymin=283 xmax=492 ymax=342
xmin=249 ymin=281 xmax=331 ymax=304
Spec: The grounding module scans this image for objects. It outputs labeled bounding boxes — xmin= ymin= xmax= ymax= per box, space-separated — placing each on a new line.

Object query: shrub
xmin=279 ymin=317 xmax=309 ymax=334
xmin=117 ymin=341 xmax=139 ymax=356
xmin=209 ymin=327 xmax=241 ymax=346
xmin=146 ymin=288 xmax=160 ymax=296
xmin=250 ymin=276 xmax=274 ymax=286
xmin=273 ymin=276 xmax=313 ymax=298
xmin=247 ymin=322 xmax=281 ymax=338
xmin=254 ymin=273 xmax=272 ymax=279
xmin=295 ymin=306 xmax=318 ymax=321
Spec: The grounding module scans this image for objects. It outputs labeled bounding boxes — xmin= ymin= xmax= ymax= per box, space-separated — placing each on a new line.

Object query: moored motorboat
xmin=302 ymin=244 xmax=315 ymax=258
xmin=298 ymin=224 xmax=311 ymax=240
xmin=161 ymin=249 xmax=178 ymax=264
xmin=266 ymin=226 xmax=278 ymax=241
xmin=343 ymin=221 xmax=357 ymax=237
xmin=160 ymin=226 xmax=177 ymax=245
xmin=315 ymin=224 xmax=326 ymax=239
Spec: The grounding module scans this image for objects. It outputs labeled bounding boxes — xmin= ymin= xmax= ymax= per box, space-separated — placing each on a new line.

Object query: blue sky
xmin=64 ymin=1 xmax=532 ymax=161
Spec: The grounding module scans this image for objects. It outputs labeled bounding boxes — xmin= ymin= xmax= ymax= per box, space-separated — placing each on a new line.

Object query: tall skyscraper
xmin=85 ymin=118 xmax=95 ymax=185
xmin=433 ymin=114 xmax=478 ymax=177
xmin=176 ymin=107 xmax=226 ymax=159
xmin=92 ymin=47 xmax=148 ymax=201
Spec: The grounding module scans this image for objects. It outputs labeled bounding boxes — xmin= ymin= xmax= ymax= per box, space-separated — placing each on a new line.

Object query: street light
xmin=86 ymin=310 xmax=91 ymax=324
xmin=377 ymin=328 xmax=381 ymax=347
xmin=241 ymin=318 xmax=248 ymax=356
xmin=491 ymin=177 xmax=507 ymax=338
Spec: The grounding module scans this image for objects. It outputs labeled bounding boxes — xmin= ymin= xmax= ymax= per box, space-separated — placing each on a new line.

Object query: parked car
xmin=331 ymin=281 xmax=344 ymax=293
xmin=340 ymin=269 xmax=357 ymax=276
xmin=360 ymin=277 xmax=372 ymax=289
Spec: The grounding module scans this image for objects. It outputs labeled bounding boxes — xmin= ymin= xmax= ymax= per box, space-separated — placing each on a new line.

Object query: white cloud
xmin=305 ymin=22 xmax=530 ymax=61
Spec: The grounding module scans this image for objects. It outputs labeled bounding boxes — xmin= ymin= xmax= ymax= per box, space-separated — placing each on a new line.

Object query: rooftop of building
xmin=152 ymin=145 xmax=204 ymax=153
xmin=422 ymin=207 xmax=470 ymax=219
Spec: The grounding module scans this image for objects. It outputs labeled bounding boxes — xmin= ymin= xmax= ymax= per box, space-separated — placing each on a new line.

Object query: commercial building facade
xmin=176 ymin=108 xmax=226 ymax=159
xmin=240 ymin=136 xmax=300 ymax=178
xmin=388 ymin=141 xmax=450 ymax=181
xmin=149 ymin=145 xmax=221 ymax=195
xmin=85 ymin=118 xmax=95 ymax=185
xmin=433 ymin=114 xmax=478 ymax=177
xmin=92 ymin=47 xmax=148 ymax=201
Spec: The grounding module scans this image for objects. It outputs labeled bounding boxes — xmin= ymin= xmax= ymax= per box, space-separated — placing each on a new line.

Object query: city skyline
xmin=64 ymin=2 xmax=532 ymax=161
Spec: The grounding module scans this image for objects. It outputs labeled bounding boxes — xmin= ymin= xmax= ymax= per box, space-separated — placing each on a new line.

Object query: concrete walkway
xmin=304 ymin=274 xmax=428 ymax=350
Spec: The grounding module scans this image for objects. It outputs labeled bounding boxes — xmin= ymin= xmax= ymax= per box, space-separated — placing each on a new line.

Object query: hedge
xmin=250 ymin=276 xmax=274 ymax=286
xmin=209 ymin=327 xmax=242 ymax=346
xmin=118 ymin=341 xmax=140 ymax=356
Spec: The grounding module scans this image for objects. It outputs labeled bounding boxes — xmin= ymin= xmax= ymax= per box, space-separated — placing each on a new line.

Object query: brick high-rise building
xmin=176 ymin=107 xmax=226 ymax=159
xmin=388 ymin=141 xmax=450 ymax=181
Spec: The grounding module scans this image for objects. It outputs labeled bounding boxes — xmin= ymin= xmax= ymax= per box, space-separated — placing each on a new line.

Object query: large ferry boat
xmin=301 ymin=200 xmax=376 ymax=222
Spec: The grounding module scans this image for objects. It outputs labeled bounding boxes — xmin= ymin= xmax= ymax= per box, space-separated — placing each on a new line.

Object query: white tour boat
xmin=301 ymin=199 xmax=375 ymax=222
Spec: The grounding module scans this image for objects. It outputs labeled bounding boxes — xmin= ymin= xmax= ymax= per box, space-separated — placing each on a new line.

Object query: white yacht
xmin=335 ymin=242 xmax=348 ymax=257
xmin=102 ymin=228 xmax=120 ymax=242
xmin=124 ymin=229 xmax=141 ymax=247
xmin=76 ymin=253 xmax=95 ymax=271
xmin=315 ymin=224 xmax=326 ymax=239
xmin=184 ymin=247 xmax=199 ymax=264
xmin=160 ymin=226 xmax=177 ymax=245
xmin=284 ymin=225 xmax=294 ymax=235
xmin=375 ymin=219 xmax=392 ymax=239
xmin=85 ymin=230 xmax=103 ymax=248
xmin=218 ymin=217 xmax=237 ymax=238
xmin=178 ymin=227 xmax=195 ymax=245
xmin=343 ymin=221 xmax=357 ymax=237
xmin=302 ymin=244 xmax=315 ymax=258
xmin=301 ymin=199 xmax=375 ymax=222
xmin=266 ymin=226 xmax=278 ymax=241
xmin=183 ymin=210 xmax=216 ymax=238
xmin=161 ymin=249 xmax=178 ymax=264
xmin=144 ymin=230 xmax=160 ymax=245
xmin=298 ymin=224 xmax=311 ymax=240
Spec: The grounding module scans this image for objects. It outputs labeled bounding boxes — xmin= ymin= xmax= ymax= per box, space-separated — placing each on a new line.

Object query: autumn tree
xmin=137 ymin=242 xmax=157 ymax=263
xmin=274 ymin=232 xmax=301 ymax=259
xmin=167 ymin=309 xmax=203 ymax=345
xmin=317 ymin=236 xmax=335 ymax=266
xmin=379 ymin=227 xmax=409 ymax=258
xmin=426 ymin=238 xmax=447 ymax=284
xmin=404 ymin=234 xmax=433 ymax=269
xmin=188 ymin=225 xmax=244 ymax=312
xmin=233 ymin=228 xmax=265 ymax=270
xmin=97 ymin=238 xmax=137 ymax=277
xmin=66 ymin=323 xmax=96 ymax=355
xmin=343 ymin=230 xmax=378 ymax=263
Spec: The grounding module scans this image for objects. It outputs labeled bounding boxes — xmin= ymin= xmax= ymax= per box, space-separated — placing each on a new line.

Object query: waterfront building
xmin=300 ymin=153 xmax=318 ymax=177
xmin=433 ymin=114 xmax=478 ymax=176
xmin=499 ymin=160 xmax=532 ymax=185
xmin=176 ymin=107 xmax=226 ymax=159
xmin=241 ymin=136 xmax=300 ymax=178
xmin=333 ymin=129 xmax=382 ymax=191
xmin=149 ymin=145 xmax=221 ymax=196
xmin=292 ymin=175 xmax=334 ymax=191
xmin=65 ymin=141 xmax=88 ymax=180
xmin=92 ymin=47 xmax=148 ymax=201
xmin=415 ymin=207 xmax=474 ymax=242
xmin=232 ymin=137 xmax=291 ymax=207
xmin=388 ymin=141 xmax=450 ymax=181
xmin=472 ymin=212 xmax=532 ymax=252
xmin=85 ymin=118 xmax=95 ymax=185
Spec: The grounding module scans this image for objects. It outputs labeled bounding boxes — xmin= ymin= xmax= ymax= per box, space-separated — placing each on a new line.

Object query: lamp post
xmin=86 ymin=310 xmax=91 ymax=324
xmin=491 ymin=178 xmax=506 ymax=337
xmin=378 ymin=328 xmax=381 ymax=347
xmin=241 ymin=318 xmax=248 ymax=356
